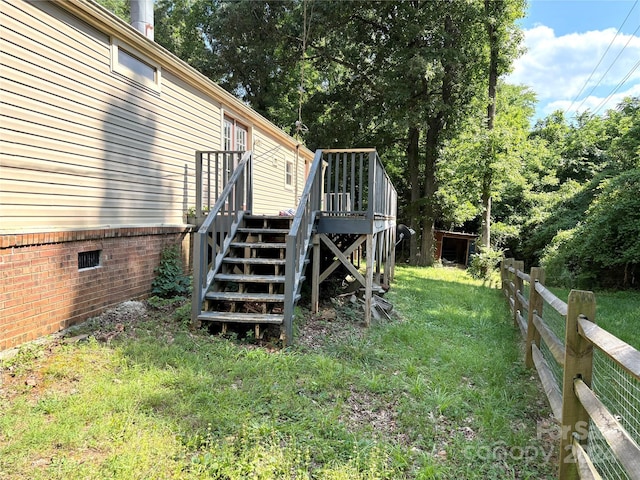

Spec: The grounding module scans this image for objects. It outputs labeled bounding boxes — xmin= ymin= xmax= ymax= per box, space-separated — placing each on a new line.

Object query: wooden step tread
xmin=245 ymin=215 xmax=293 ymax=221
xmin=214 ymin=273 xmax=285 ymax=283
xmin=237 ymin=228 xmax=290 ymax=234
xmin=205 ymin=292 xmax=285 ymax=302
xmin=197 ymin=311 xmax=284 ymax=324
xmin=223 ymin=257 xmax=286 ymax=265
xmin=230 ymin=242 xmax=287 ymax=249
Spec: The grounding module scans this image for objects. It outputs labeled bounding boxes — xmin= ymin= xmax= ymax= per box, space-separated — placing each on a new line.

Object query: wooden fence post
xmin=513 ymin=260 xmax=524 ymax=328
xmin=501 ymin=258 xmax=513 ymax=298
xmin=525 ymin=267 xmax=545 ymax=369
xmin=559 ymin=290 xmax=596 ymax=480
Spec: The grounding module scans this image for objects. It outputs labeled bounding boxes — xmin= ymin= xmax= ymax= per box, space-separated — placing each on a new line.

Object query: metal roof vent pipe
xmin=130 ymin=0 xmax=154 ymax=41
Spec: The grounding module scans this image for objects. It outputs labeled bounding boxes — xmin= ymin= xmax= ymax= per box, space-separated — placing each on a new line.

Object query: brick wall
xmin=0 ymin=227 xmax=192 ymax=351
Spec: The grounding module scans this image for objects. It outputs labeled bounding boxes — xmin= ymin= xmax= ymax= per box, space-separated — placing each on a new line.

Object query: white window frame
xmin=223 ymin=116 xmax=248 ymax=151
xmin=285 ymin=159 xmax=294 ymax=189
xmin=110 ymin=38 xmax=161 ymax=91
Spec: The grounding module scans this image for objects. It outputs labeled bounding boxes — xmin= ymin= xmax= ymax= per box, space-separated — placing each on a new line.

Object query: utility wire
xmin=564 ymin=0 xmax=638 ymax=115
xmin=296 ymin=0 xmax=313 ymax=138
xmin=591 ymin=57 xmax=640 ymax=115
xmin=573 ymin=22 xmax=640 ymax=114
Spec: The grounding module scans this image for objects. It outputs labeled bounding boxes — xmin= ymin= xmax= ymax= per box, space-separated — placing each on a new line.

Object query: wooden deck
xmin=191 ymin=149 xmax=397 ymax=344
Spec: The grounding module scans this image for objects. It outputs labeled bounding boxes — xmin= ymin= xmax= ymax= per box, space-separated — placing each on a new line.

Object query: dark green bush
xmin=541 ymin=169 xmax=640 ymax=288
xmin=151 ymin=245 xmax=191 ymax=298
xmin=468 ymin=245 xmax=504 ymax=280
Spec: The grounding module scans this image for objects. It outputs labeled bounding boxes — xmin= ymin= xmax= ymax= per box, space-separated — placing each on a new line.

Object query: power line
xmin=564 ymin=0 xmax=639 ymax=115
xmin=591 ymin=57 xmax=640 ymax=115
xmin=573 ymin=22 xmax=640 ymax=114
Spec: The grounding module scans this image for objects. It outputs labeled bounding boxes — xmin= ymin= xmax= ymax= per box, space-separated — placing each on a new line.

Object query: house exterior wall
xmin=0 ymin=228 xmax=189 ymax=351
xmin=252 ymin=132 xmax=306 ymax=214
xmin=0 ymin=0 xmax=314 ymax=350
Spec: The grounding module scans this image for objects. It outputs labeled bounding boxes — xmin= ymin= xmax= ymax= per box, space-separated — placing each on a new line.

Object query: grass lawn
xmin=547 ymin=286 xmax=640 ymax=349
xmin=0 ymin=266 xmax=557 ymax=479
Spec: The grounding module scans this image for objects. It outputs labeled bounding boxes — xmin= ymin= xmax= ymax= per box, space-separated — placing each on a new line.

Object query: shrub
xmin=468 ymin=245 xmax=504 ymax=280
xmin=151 ymin=245 xmax=191 ymax=298
xmin=540 ymin=169 xmax=640 ymax=288
xmin=540 ymin=229 xmax=580 ymax=287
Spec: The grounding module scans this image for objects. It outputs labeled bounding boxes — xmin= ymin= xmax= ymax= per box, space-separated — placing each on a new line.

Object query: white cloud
xmin=544 ymin=84 xmax=640 ymax=117
xmin=506 ymin=25 xmax=640 ymax=119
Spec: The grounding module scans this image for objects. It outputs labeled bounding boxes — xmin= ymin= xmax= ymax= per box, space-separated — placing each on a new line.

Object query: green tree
xmin=440 ymin=83 xmax=536 ymax=249
xmin=95 ymin=0 xmax=130 ymax=20
xmin=541 ymin=170 xmax=640 ymax=288
xmin=519 ymin=96 xmax=640 ymax=287
xmin=479 ymin=0 xmax=525 ymax=248
xmin=154 ymin=0 xmax=213 ymax=77
xmin=605 ymin=97 xmax=640 ymax=173
xmin=153 ymin=0 xmax=526 ymax=266
xmin=559 ymin=112 xmax=609 ymax=183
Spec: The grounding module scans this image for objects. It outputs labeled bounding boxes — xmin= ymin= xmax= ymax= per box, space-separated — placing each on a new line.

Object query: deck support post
xmin=365 ymin=233 xmax=376 ymax=327
xmin=311 ymin=234 xmax=320 ymax=314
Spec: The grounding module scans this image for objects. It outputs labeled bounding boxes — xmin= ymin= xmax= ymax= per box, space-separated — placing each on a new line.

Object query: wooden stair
xmin=196 ymin=215 xmax=294 ymax=334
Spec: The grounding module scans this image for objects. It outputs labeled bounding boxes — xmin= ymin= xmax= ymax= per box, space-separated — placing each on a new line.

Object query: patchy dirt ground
xmin=295 ymin=302 xmax=369 ymax=351
xmin=0 ymin=301 xmax=151 ymax=404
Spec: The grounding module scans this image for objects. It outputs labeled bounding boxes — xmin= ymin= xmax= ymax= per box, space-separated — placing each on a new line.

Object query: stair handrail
xmin=191 ymin=150 xmax=253 ymax=327
xmin=283 ymin=149 xmax=324 ymax=343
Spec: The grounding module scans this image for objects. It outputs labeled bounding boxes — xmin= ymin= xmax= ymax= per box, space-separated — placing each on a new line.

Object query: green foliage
xmin=520 ymin=179 xmax=595 ymax=264
xmin=468 ymin=245 xmax=504 ymax=281
xmin=173 ymin=302 xmax=191 ymax=326
xmin=605 ymin=97 xmax=640 ymax=172
xmin=154 ymin=0 xmax=526 ymax=264
xmin=94 ymin=0 xmax=129 ymax=21
xmin=151 ymin=245 xmax=191 ymax=298
xmin=490 ymin=222 xmax=520 ymax=248
xmin=578 ymin=170 xmax=640 ymax=267
xmin=557 ymin=113 xmax=609 ymax=183
xmin=0 ymin=343 xmax=46 ymax=376
xmin=540 ymin=170 xmax=640 ymax=288
xmin=539 ymin=229 xmax=579 ymax=288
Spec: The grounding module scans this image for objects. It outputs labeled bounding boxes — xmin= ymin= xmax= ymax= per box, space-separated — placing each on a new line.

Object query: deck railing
xmin=191 ymin=151 xmax=253 ymax=325
xmin=322 ymin=149 xmax=397 ymax=219
xmin=194 ymin=150 xmax=247 ymax=224
xmin=283 ymin=149 xmax=397 ymax=343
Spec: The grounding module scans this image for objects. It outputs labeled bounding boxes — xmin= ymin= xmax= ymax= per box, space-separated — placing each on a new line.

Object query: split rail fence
xmin=501 ymin=259 xmax=640 ymax=480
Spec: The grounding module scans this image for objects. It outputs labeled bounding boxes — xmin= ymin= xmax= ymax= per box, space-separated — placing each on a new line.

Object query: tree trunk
xmin=420 ymin=118 xmax=439 ymax=266
xmin=421 ymin=215 xmax=435 ymax=267
xmin=407 ymin=126 xmax=420 ymax=265
xmin=418 ymin=14 xmax=455 ymax=266
xmin=481 ymin=0 xmax=500 ymax=248
xmin=481 ymin=181 xmax=491 ymax=248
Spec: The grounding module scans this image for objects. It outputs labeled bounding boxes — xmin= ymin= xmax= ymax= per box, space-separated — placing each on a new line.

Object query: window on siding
xmin=111 ymin=39 xmax=160 ymax=91
xmin=285 ymin=160 xmax=294 ymax=188
xmin=119 ymin=48 xmax=156 ymax=80
xmin=223 ymin=116 xmax=248 ymax=151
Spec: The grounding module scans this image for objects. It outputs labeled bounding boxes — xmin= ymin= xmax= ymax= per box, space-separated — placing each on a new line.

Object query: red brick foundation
xmin=0 ymin=227 xmax=192 ymax=351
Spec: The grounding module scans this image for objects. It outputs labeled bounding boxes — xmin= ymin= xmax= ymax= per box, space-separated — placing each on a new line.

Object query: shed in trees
xmin=434 ymin=230 xmax=478 ymax=267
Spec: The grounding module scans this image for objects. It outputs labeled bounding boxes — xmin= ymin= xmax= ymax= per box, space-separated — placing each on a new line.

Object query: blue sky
xmin=506 ymin=0 xmax=640 ymax=122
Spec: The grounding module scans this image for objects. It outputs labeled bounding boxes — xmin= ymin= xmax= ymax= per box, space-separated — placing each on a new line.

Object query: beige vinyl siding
xmin=0 ymin=0 xmax=215 ymax=231
xmin=252 ymin=132 xmax=306 ymax=215
xmin=0 ymin=0 xmax=313 ymax=232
